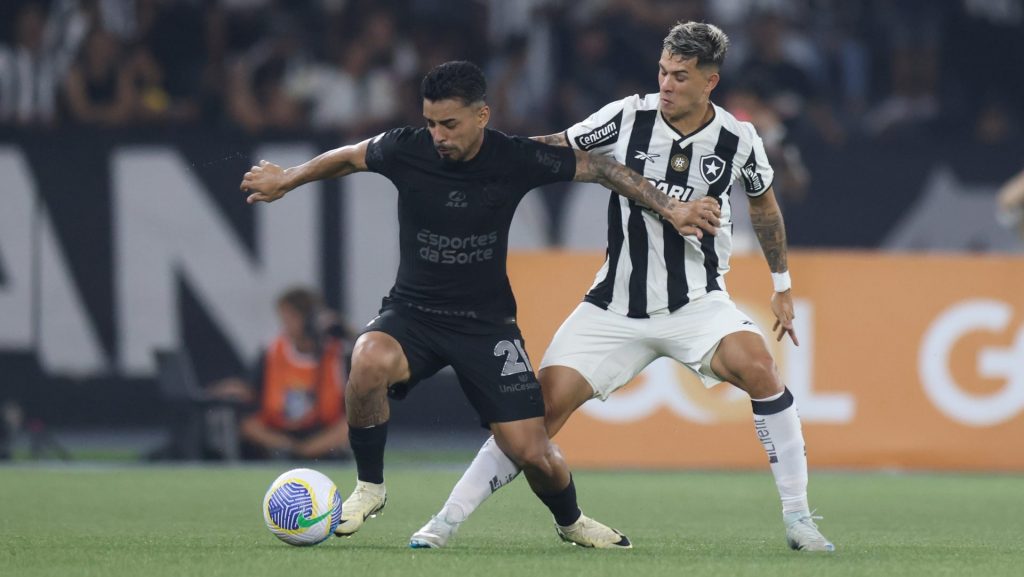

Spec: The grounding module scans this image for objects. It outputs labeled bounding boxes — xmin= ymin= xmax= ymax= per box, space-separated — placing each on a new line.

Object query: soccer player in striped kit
xmin=412 ymin=21 xmax=834 ymax=553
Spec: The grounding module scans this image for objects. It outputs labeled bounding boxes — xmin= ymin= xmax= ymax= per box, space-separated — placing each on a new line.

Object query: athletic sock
xmin=349 ymin=421 xmax=388 ymax=485
xmin=439 ymin=435 xmax=521 ymax=523
xmin=751 ymin=388 xmax=810 ymax=515
xmin=538 ymin=475 xmax=582 ymax=527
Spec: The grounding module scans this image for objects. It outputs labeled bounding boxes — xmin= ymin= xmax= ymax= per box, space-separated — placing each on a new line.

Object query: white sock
xmin=751 ymin=388 xmax=810 ymax=516
xmin=438 ymin=435 xmax=521 ymax=523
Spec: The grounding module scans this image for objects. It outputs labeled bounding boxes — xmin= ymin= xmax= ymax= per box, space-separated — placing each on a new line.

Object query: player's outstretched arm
xmin=240 ymin=139 xmax=371 ymax=204
xmin=572 ymin=149 xmax=720 ymax=239
xmin=749 ymin=187 xmax=798 ymax=345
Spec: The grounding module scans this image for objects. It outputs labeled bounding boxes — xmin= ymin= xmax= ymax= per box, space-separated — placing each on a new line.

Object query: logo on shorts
xmin=498 ymin=381 xmax=540 ymax=394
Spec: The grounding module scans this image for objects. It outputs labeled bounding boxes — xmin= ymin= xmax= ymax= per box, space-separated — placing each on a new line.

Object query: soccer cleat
xmin=555 ymin=513 xmax=632 ymax=549
xmin=409 ymin=513 xmax=461 ymax=549
xmin=334 ymin=480 xmax=387 ymax=537
xmin=784 ymin=510 xmax=835 ymax=552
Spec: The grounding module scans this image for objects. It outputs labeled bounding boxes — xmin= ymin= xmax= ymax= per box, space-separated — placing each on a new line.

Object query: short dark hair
xmin=420 ymin=61 xmax=487 ymax=105
xmin=663 ymin=21 xmax=729 ymax=69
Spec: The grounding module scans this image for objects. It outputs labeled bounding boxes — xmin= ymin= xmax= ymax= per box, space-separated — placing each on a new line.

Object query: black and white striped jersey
xmin=566 ymin=93 xmax=774 ymax=318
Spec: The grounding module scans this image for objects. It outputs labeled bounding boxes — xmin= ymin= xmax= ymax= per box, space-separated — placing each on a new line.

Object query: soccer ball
xmin=262 ymin=468 xmax=343 ymax=546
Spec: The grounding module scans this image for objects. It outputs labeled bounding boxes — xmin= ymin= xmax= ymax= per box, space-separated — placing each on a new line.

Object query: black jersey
xmin=364 ymin=126 xmax=576 ymax=326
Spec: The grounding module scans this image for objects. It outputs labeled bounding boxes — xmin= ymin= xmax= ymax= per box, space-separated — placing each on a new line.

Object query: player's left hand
xmin=664 ymin=196 xmax=721 ymax=239
xmin=771 ymin=290 xmax=799 ymax=346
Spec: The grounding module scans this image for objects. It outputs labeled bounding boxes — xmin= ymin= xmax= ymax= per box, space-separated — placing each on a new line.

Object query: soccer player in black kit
xmin=240 ymin=61 xmax=720 ymax=548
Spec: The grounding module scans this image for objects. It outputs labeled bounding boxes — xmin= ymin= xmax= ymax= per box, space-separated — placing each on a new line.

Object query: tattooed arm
xmin=748 ymin=186 xmax=788 ymax=273
xmin=531 ymin=133 xmax=570 ymax=147
xmin=749 ymin=187 xmax=799 ymax=344
xmin=573 ymin=149 xmax=720 ymax=238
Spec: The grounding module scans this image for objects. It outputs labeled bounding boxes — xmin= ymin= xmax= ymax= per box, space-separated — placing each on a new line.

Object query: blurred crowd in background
xmin=3 ymin=0 xmax=1024 ymax=239
xmin=2 ymin=0 xmax=1022 ymax=145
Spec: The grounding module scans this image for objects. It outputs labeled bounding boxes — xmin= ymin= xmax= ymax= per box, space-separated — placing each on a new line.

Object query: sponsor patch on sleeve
xmin=573 ymin=111 xmax=622 ymax=151
xmin=741 ymin=160 xmax=765 ymax=193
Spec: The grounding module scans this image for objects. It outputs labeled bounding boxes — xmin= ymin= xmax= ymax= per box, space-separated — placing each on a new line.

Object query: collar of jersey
xmin=660 ymin=102 xmax=718 ymax=142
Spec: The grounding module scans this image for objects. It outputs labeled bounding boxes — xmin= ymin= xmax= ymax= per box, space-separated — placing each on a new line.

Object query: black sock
xmin=751 ymin=387 xmax=795 ymax=415
xmin=349 ymin=422 xmax=388 ymax=484
xmin=538 ymin=475 xmax=582 ymax=526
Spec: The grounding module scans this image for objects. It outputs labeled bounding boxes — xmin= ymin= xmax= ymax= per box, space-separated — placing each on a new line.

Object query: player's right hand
xmin=666 ymin=196 xmax=721 ymax=239
xmin=240 ymin=160 xmax=289 ymax=203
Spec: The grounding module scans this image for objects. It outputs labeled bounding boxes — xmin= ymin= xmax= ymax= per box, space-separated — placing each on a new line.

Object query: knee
xmin=737 ymin=354 xmax=782 ymax=398
xmin=503 ymin=439 xmax=555 ymax=471
xmin=350 ymin=334 xmax=404 ymax=389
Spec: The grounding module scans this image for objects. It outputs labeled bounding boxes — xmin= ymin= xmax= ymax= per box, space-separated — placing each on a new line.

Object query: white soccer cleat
xmin=555 ymin=513 xmax=632 ymax=549
xmin=784 ymin=510 xmax=835 ymax=552
xmin=334 ymin=480 xmax=387 ymax=537
xmin=409 ymin=513 xmax=461 ymax=549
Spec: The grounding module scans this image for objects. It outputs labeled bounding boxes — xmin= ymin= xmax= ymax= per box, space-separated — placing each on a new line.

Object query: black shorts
xmin=359 ymin=301 xmax=544 ymax=427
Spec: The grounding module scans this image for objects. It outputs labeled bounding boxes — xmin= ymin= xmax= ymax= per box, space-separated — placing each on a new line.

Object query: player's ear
xmin=477 ymin=103 xmax=490 ymax=127
xmin=704 ymin=71 xmax=720 ymax=99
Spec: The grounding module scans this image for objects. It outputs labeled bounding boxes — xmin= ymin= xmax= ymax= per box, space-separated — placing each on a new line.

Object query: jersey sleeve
xmin=564 ymin=96 xmax=631 ymax=156
xmin=364 ymin=126 xmax=415 ymax=177
xmin=737 ymin=122 xmax=775 ymax=197
xmin=512 ymin=136 xmax=577 ymax=189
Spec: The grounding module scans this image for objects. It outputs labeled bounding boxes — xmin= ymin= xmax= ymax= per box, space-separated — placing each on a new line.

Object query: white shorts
xmin=539 ymin=292 xmax=763 ymax=400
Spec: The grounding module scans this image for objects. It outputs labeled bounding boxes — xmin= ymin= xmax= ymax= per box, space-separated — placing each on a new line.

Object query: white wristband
xmin=771 ymin=271 xmax=791 ymax=293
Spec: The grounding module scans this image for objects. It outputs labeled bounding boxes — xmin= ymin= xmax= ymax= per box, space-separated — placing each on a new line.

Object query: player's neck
xmin=461 ymin=130 xmax=487 ymax=162
xmin=666 ymin=102 xmax=714 ymax=136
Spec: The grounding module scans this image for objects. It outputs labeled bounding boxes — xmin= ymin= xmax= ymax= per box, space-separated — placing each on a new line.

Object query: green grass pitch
xmin=1 ymin=465 xmax=1020 ymax=577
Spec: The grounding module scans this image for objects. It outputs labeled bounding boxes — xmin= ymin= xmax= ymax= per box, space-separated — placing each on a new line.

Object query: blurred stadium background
xmin=1 ymin=0 xmax=1023 ymax=574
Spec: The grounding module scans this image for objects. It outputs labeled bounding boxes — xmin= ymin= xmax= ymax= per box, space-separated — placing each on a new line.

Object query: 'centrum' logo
xmin=296 ymin=510 xmax=332 ymax=528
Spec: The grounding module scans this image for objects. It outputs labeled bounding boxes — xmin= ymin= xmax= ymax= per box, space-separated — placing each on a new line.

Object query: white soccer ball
xmin=262 ymin=468 xmax=343 ymax=546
